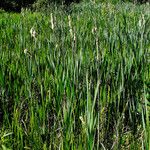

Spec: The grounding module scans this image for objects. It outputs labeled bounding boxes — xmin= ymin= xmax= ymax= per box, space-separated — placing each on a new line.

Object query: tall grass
xmin=0 ymin=2 xmax=150 ymax=149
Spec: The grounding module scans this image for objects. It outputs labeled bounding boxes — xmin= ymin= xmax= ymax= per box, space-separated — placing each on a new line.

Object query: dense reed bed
xmin=0 ymin=2 xmax=150 ymax=149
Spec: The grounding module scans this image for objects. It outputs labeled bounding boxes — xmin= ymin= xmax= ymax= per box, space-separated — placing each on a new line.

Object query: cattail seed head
xmin=51 ymin=13 xmax=54 ymax=30
xmin=24 ymin=48 xmax=28 ymax=54
xmin=68 ymin=15 xmax=72 ymax=28
xmin=139 ymin=14 xmax=145 ymax=28
xmin=30 ymin=27 xmax=37 ymax=39
xmin=92 ymin=27 xmax=97 ymax=34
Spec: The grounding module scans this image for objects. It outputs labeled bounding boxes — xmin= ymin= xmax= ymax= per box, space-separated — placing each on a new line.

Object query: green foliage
xmin=0 ymin=0 xmax=82 ymax=12
xmin=1 ymin=0 xmax=149 ymax=12
xmin=0 ymin=2 xmax=150 ymax=149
